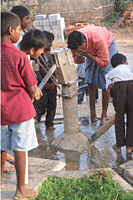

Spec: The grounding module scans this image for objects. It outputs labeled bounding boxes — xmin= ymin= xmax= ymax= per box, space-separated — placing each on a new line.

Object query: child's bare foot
xmin=101 ymin=115 xmax=107 ymax=124
xmin=0 ymin=182 xmax=5 ymax=189
xmin=126 ymin=147 xmax=133 ymax=154
xmin=91 ymin=113 xmax=97 ymax=122
xmin=113 ymin=145 xmax=121 ymax=153
xmin=3 ymin=161 xmax=16 ymax=173
xmin=7 ymin=153 xmax=15 ymax=164
xmin=14 ymin=188 xmax=37 ymax=200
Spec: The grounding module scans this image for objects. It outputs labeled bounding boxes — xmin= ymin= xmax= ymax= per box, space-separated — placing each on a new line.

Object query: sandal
xmin=8 ymin=159 xmax=15 ymax=164
xmin=81 ymin=118 xmax=89 ymax=125
xmin=100 ymin=122 xmax=106 ymax=126
xmin=81 ymin=118 xmax=97 ymax=125
xmin=3 ymin=164 xmax=16 ymax=174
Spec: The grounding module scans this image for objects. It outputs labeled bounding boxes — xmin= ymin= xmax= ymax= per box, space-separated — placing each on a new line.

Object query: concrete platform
xmin=1 ymin=157 xmax=133 ymax=200
xmin=1 ymin=157 xmax=66 ymax=200
xmin=118 ymin=160 xmax=133 ymax=186
xmin=47 ymin=168 xmax=133 ymax=192
xmin=51 ymin=131 xmax=91 ymax=152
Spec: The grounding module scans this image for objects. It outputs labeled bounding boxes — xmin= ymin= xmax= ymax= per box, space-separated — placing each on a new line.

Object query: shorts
xmin=1 ymin=118 xmax=38 ymax=151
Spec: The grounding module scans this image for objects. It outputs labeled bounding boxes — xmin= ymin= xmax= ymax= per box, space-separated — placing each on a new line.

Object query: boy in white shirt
xmin=106 ymin=53 xmax=133 ymax=154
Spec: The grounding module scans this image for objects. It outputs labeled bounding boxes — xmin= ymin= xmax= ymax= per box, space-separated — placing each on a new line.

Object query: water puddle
xmin=29 ymin=121 xmax=133 ymax=171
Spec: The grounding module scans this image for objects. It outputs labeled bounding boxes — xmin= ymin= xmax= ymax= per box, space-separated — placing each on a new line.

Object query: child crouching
xmin=106 ymin=53 xmax=133 ymax=154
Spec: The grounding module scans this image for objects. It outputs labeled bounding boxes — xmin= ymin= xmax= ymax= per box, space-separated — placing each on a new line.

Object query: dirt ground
xmin=54 ymin=20 xmax=133 ymax=118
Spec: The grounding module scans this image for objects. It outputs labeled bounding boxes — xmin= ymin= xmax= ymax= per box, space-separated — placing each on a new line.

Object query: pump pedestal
xmin=50 ymin=48 xmax=91 ymax=152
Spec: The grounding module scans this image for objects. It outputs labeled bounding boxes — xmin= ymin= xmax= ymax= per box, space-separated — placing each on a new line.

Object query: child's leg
xmin=46 ymin=87 xmax=57 ymax=129
xmin=1 ymin=125 xmax=12 ymax=188
xmin=9 ymin=119 xmax=38 ymax=199
xmin=35 ymin=87 xmax=48 ymax=120
xmin=88 ymin=84 xmax=97 ymax=121
xmin=112 ymin=82 xmax=127 ymax=152
xmin=126 ymin=81 xmax=133 ymax=154
xmin=13 ymin=151 xmax=37 ymax=199
xmin=101 ymin=88 xmax=110 ymax=124
xmin=1 ymin=151 xmax=7 ymax=188
xmin=115 ymin=112 xmax=126 ymax=147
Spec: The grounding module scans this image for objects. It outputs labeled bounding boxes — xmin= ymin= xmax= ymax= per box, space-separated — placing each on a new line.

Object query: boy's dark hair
xmin=43 ymin=31 xmax=54 ymax=41
xmin=111 ymin=53 xmax=127 ymax=68
xmin=1 ymin=12 xmax=20 ymax=37
xmin=11 ymin=6 xmax=30 ymax=21
xmin=20 ymin=29 xmax=48 ymax=50
xmin=67 ymin=31 xmax=86 ymax=50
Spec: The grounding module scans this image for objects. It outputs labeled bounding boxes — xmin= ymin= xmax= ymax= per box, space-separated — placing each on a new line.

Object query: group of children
xmin=68 ymin=28 xmax=133 ymax=154
xmin=1 ymin=6 xmax=57 ymax=199
xmin=1 ymin=11 xmax=42 ymax=198
xmin=1 ymin=5 xmax=133 ymax=200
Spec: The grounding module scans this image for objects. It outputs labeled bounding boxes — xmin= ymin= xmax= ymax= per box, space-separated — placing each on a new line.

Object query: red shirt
xmin=79 ymin=26 xmax=115 ymax=67
xmin=1 ymin=41 xmax=37 ymax=125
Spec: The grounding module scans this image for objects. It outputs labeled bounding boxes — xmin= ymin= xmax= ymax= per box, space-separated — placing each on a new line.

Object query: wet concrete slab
xmin=30 ymin=121 xmax=133 ymax=186
xmin=2 ymin=165 xmax=132 ymax=200
xmin=78 ymin=122 xmax=133 ymax=169
xmin=1 ymin=157 xmax=66 ymax=200
xmin=2 ymin=120 xmax=133 ymax=199
xmin=118 ymin=160 xmax=133 ymax=186
xmin=31 ymin=122 xmax=133 ymax=170
xmin=2 ymin=119 xmax=133 ymax=199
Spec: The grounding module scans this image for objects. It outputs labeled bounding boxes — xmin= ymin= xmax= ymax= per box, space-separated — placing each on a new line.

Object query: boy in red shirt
xmin=68 ymin=26 xmax=118 ymax=126
xmin=1 ymin=12 xmax=46 ymax=199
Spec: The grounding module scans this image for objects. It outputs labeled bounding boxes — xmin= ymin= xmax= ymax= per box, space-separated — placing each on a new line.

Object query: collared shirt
xmin=79 ymin=26 xmax=114 ymax=68
xmin=38 ymin=52 xmax=55 ymax=84
xmin=105 ymin=64 xmax=133 ymax=89
xmin=1 ymin=41 xmax=37 ymax=125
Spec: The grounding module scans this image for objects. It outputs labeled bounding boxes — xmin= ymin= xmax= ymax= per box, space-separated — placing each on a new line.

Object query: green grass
xmin=28 ymin=170 xmax=133 ymax=200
